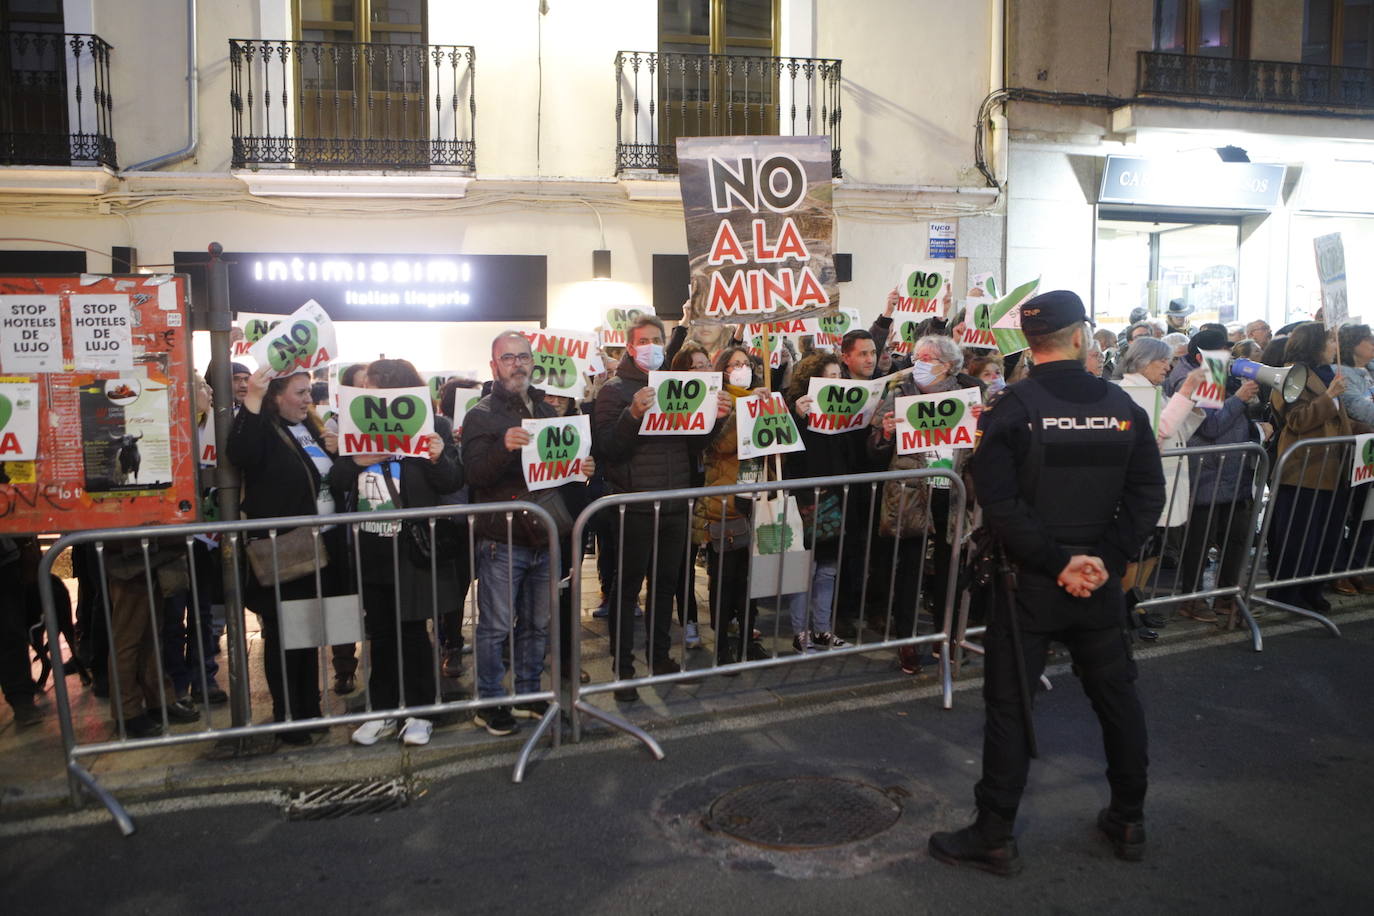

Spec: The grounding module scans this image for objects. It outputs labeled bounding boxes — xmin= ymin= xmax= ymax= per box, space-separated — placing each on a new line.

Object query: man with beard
xmin=928 ymin=290 xmax=1164 ymax=875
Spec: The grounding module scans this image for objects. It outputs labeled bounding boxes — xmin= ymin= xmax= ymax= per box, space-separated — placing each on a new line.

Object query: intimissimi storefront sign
xmin=174 ymin=251 xmax=546 ymax=323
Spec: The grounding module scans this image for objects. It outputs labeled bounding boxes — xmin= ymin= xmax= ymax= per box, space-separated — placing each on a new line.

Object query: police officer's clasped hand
xmin=1057 ymin=554 xmax=1108 ymax=599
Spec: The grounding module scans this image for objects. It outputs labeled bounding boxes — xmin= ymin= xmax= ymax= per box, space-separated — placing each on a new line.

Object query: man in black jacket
xmin=463 ymin=331 xmax=589 ymax=735
xmin=593 ymin=315 xmax=729 ymax=701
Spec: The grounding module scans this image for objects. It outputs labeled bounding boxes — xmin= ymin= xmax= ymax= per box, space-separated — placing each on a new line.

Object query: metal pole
xmin=206 ymin=242 xmax=250 ymax=727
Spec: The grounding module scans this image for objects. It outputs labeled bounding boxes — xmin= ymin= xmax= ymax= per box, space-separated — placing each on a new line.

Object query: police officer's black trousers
xmin=975 ymin=617 xmax=1148 ymax=822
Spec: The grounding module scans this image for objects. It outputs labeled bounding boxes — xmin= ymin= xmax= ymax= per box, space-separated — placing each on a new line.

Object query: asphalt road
xmin=4 ymin=618 xmax=1372 ymax=915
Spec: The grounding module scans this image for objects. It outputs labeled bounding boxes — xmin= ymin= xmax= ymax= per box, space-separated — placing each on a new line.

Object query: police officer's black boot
xmin=928 ymin=808 xmax=1022 ymax=876
xmin=1097 ymin=807 xmax=1146 ymax=861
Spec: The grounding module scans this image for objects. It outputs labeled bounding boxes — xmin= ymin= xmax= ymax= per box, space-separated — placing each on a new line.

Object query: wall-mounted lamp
xmin=1216 ymin=145 xmax=1250 ymax=163
xmin=592 ymin=249 xmax=612 ymax=279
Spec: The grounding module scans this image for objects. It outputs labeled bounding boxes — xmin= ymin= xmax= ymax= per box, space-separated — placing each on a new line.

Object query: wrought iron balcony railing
xmin=1139 ymin=50 xmax=1374 ymax=110
xmin=230 ymin=38 xmax=475 ymax=171
xmin=615 ymin=50 xmax=842 ymax=177
xmin=0 ymin=30 xmax=115 ymax=168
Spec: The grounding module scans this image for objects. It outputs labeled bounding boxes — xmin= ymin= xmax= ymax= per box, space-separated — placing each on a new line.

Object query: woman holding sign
xmin=229 ymin=368 xmax=347 ymax=743
xmin=871 ymin=335 xmax=981 ymax=675
xmin=330 ymin=359 xmax=463 ymax=747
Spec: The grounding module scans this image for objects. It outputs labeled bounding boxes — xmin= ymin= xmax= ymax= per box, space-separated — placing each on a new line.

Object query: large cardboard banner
xmin=678 ymin=135 xmax=836 ymax=324
xmin=0 ymin=274 xmax=198 ymax=535
xmin=522 ymin=413 xmax=591 ymax=491
xmin=1314 ymin=233 xmax=1349 ymax=326
xmin=894 ymin=388 xmax=979 ymax=455
xmin=737 ymin=391 xmax=805 ymax=460
xmin=337 ymin=385 xmax=436 ymax=458
xmin=641 ymin=370 xmax=722 ymax=435
xmin=0 ymin=380 xmax=39 ymax=460
xmin=804 ymin=375 xmax=887 ymax=434
xmin=522 ymin=328 xmax=599 ymax=399
xmin=247 ymin=299 xmax=337 ymax=378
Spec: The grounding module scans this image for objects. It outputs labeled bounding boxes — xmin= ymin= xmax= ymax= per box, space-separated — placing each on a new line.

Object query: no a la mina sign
xmin=522 ymin=413 xmax=592 ymax=492
xmin=0 ymin=380 xmax=39 ymax=460
xmin=737 ymin=391 xmax=805 ymax=460
xmin=247 ymin=299 xmax=338 ymax=378
xmin=894 ymin=387 xmax=980 ymax=455
xmin=337 ymin=385 xmax=436 ymax=458
xmin=641 ymin=370 xmax=722 ymax=436
xmin=1352 ymin=434 xmax=1374 ymax=487
xmin=803 ymin=375 xmax=888 ymax=434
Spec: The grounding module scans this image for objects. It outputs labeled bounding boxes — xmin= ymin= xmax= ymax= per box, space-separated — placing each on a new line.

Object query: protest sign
xmin=890 ymin=263 xmax=952 ymax=355
xmin=894 ymin=388 xmax=979 ymax=455
xmin=1314 ymin=233 xmax=1348 ymax=326
xmin=737 ymin=391 xmax=805 ymax=460
xmin=804 ymin=375 xmax=887 ymax=434
xmin=451 ymin=386 xmax=483 ymax=432
xmin=641 ymin=370 xmax=722 ymax=435
xmin=969 ymin=277 xmax=1037 ymax=356
xmin=0 ymin=296 xmax=62 ymax=372
xmin=599 ymin=305 xmax=654 ymax=348
xmin=523 ymin=328 xmax=599 ymax=399
xmin=247 ymin=299 xmax=337 ymax=378
xmin=1194 ymin=350 xmax=1230 ymax=410
xmin=0 ymin=381 xmax=39 ymax=460
xmin=806 ymin=308 xmax=862 ymax=350
xmin=1351 ymin=434 xmax=1374 ymax=487
xmin=424 ymin=370 xmax=455 ymax=407
xmin=197 ymin=411 xmax=216 ymax=467
xmin=69 ymin=294 xmax=134 ymax=370
xmin=744 ymin=319 xmax=807 ymax=369
xmin=967 ymin=273 xmax=999 ymax=301
xmin=337 ymin=385 xmax=435 ymax=458
xmin=522 ymin=413 xmax=591 ymax=492
xmin=679 ymin=135 xmax=836 ymax=324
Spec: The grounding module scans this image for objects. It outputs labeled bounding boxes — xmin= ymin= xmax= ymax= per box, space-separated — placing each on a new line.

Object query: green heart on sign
xmin=266 ymin=320 xmax=320 ymax=372
xmin=657 ymin=376 xmax=707 ymax=414
xmin=537 ymin=423 xmax=581 ymax=462
xmin=465 ymin=394 xmax=481 ymax=413
xmin=532 ymin=353 xmax=578 ymax=388
xmin=607 ymin=308 xmax=643 ymax=332
xmin=1364 ymin=438 xmax=1374 ymax=467
xmin=350 ymin=393 xmax=427 ymax=437
xmin=428 ymin=376 xmax=446 ymax=402
xmin=818 ymin=312 xmax=851 ymax=336
xmin=905 ymin=269 xmax=943 ymax=299
xmin=900 ymin=320 xmax=921 ymax=344
xmin=906 ymin=397 xmax=965 ymax=432
xmin=244 ymin=318 xmax=278 ymax=343
xmin=755 ymin=520 xmax=794 ymax=555
xmin=818 ymin=383 xmax=867 ymax=417
xmin=0 ymin=392 xmax=11 ymax=431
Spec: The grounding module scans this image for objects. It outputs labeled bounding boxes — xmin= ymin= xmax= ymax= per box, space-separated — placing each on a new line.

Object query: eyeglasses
xmin=497 ymin=353 xmax=533 ymax=365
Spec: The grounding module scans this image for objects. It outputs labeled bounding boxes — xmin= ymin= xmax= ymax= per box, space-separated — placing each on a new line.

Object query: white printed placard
xmin=523 ymin=328 xmax=600 ymax=399
xmin=641 ymin=370 xmax=722 ymax=435
xmin=0 ymin=381 xmax=40 ymax=460
xmin=247 ymin=299 xmax=338 ymax=378
xmin=1352 ymin=433 xmax=1374 ymax=487
xmin=68 ymin=294 xmax=134 ymax=370
xmin=599 ymin=305 xmax=655 ymax=348
xmin=803 ymin=375 xmax=887 ymax=434
xmin=337 ymin=385 xmax=435 ymax=458
xmin=451 ymin=387 xmax=484 ymax=433
xmin=737 ymin=391 xmax=805 ymax=460
xmin=1193 ymin=350 xmax=1230 ymax=410
xmin=197 ymin=413 xmax=216 ymax=467
xmin=894 ymin=388 xmax=979 ymax=455
xmin=804 ymin=308 xmax=862 ymax=350
xmin=522 ymin=413 xmax=592 ymax=492
xmin=0 ymin=295 xmax=62 ymax=372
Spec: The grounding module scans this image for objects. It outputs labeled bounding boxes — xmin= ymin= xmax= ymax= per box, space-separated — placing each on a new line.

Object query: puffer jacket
xmin=593 ymin=354 xmax=719 ymax=514
xmin=1187 ymin=391 xmax=1261 ymax=506
xmin=1271 ymin=365 xmax=1352 ymax=491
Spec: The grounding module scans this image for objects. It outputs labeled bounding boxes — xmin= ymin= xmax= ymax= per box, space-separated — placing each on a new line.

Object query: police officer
xmin=928 ymin=290 xmax=1165 ymax=875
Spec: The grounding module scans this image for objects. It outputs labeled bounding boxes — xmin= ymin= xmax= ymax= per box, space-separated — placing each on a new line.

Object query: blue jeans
xmin=476 ymin=539 xmax=551 ymax=700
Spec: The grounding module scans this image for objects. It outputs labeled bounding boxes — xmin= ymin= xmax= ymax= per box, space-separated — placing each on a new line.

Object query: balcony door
xmin=295 ymin=0 xmax=426 ymax=165
xmin=657 ymin=0 xmax=779 ymax=155
xmin=0 ymin=0 xmax=68 ymax=163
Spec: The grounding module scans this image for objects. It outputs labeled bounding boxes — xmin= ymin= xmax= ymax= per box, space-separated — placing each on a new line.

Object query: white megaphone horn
xmin=1230 ymin=358 xmax=1307 ymax=404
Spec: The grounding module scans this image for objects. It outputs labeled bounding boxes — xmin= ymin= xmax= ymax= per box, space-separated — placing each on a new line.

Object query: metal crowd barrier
xmin=38 ymin=500 xmax=562 ymax=835
xmin=566 ymin=468 xmax=966 ymax=759
xmin=1245 ymin=434 xmax=1374 ymax=641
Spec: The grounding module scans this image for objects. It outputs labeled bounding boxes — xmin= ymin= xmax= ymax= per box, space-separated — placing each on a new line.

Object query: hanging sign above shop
xmin=1099 ymin=155 xmax=1286 ymax=210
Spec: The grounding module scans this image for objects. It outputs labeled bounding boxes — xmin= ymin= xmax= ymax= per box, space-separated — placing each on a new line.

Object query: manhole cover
xmin=283 ymin=779 xmax=412 ymax=820
xmin=705 ymin=777 xmax=902 ymax=850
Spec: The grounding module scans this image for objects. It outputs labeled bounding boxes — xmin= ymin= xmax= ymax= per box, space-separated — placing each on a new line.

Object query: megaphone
xmin=1231 ymin=358 xmax=1308 ymax=404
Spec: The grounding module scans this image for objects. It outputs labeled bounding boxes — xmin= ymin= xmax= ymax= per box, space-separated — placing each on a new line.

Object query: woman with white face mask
xmin=870 ymin=334 xmax=983 ymax=676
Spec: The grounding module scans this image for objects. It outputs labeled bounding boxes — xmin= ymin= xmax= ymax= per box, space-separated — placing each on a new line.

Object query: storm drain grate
xmin=705 ymin=777 xmax=903 ymax=851
xmin=283 ymin=779 xmax=412 ymax=820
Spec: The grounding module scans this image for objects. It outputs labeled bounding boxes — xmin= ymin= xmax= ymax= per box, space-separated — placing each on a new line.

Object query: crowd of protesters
xmin=5 ymin=293 xmax=1373 ymax=745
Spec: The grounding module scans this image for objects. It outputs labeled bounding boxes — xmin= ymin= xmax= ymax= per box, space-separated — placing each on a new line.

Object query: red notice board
xmin=0 ymin=274 xmax=199 ymax=535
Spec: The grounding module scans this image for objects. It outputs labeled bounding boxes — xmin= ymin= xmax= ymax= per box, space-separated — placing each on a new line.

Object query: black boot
xmin=1096 ymin=808 xmax=1146 ymax=861
xmin=928 ymin=809 xmax=1022 ymax=876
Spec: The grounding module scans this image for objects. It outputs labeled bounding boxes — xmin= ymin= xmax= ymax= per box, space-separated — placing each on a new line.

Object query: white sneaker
xmin=351 ymin=718 xmax=397 ymax=746
xmin=399 ymin=717 xmax=433 ymax=746
xmin=685 ymin=622 xmax=702 ymax=649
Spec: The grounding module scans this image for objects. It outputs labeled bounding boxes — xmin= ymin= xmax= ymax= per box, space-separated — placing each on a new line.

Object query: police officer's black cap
xmin=1020 ymin=290 xmax=1087 ymax=337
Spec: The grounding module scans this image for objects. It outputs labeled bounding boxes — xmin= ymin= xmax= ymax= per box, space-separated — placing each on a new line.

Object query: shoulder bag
xmin=245 ymin=421 xmax=330 ymax=587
